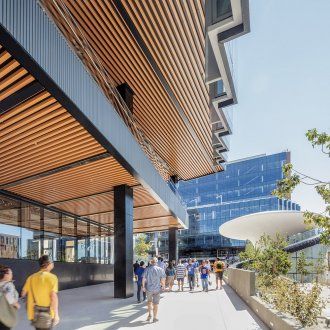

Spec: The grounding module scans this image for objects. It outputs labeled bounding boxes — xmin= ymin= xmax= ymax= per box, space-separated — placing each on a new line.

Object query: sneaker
xmin=146 ymin=315 xmax=152 ymax=321
xmin=153 ymin=318 xmax=159 ymax=323
xmin=137 ymin=300 xmax=141 ymax=304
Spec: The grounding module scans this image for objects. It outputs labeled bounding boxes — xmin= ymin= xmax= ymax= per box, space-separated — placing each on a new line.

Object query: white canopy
xmin=219 ymin=211 xmax=308 ymax=245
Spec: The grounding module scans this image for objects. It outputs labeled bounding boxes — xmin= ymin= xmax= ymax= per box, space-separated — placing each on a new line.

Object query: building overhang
xmin=205 ymin=0 xmax=250 ymax=165
xmin=205 ymin=0 xmax=250 ymax=105
xmin=219 ymin=211 xmax=308 ymax=245
xmin=0 ymin=0 xmax=188 ymax=234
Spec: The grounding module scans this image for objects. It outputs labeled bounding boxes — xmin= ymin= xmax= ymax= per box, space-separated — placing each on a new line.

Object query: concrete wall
xmin=226 ymin=268 xmax=300 ymax=330
xmin=0 ymin=258 xmax=113 ymax=292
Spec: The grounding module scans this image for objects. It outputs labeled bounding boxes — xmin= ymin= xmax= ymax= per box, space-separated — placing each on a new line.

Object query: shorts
xmin=177 ymin=278 xmax=184 ymax=284
xmin=215 ymin=272 xmax=223 ymax=280
xmin=146 ymin=291 xmax=161 ymax=305
xmin=166 ymin=276 xmax=175 ymax=286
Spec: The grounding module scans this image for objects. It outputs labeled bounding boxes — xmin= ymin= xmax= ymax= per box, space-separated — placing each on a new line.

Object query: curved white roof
xmin=219 ymin=211 xmax=308 ymax=244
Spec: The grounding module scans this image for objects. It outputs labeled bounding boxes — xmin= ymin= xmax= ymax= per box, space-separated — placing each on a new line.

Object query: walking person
xmin=22 ymin=255 xmax=59 ymax=330
xmin=133 ymin=260 xmax=139 ymax=281
xmin=0 ymin=265 xmax=20 ymax=330
xmin=213 ymin=257 xmax=225 ymax=290
xmin=200 ymin=260 xmax=210 ymax=292
xmin=142 ymin=257 xmax=166 ymax=323
xmin=135 ymin=261 xmax=146 ymax=303
xmin=175 ymin=259 xmax=186 ymax=291
xmin=165 ymin=262 xmax=176 ymax=292
xmin=192 ymin=258 xmax=200 ymax=287
xmin=157 ymin=257 xmax=166 ymax=271
xmin=186 ymin=259 xmax=196 ymax=291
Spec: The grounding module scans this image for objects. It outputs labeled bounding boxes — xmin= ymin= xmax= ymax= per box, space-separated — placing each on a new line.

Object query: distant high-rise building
xmin=156 ymin=152 xmax=300 ymax=259
xmin=0 ymin=233 xmax=20 ymax=259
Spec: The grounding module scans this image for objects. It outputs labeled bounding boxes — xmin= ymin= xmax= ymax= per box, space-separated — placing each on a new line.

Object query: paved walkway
xmin=15 ymin=278 xmax=268 ymax=330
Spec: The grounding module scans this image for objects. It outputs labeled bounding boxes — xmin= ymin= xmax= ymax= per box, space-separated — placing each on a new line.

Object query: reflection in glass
xmin=0 ymin=194 xmax=112 ymax=264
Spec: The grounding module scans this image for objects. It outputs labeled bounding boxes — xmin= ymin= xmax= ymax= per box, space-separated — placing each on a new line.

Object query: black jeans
xmin=137 ymin=283 xmax=146 ymax=302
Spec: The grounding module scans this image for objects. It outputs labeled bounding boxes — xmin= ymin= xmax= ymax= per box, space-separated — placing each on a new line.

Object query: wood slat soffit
xmin=41 ymin=0 xmax=221 ymax=180
xmin=0 ymin=44 xmax=184 ymax=233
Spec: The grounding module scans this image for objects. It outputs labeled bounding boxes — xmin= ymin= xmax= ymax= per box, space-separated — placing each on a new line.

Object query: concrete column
xmin=114 ymin=185 xmax=134 ymax=298
xmin=168 ymin=227 xmax=178 ymax=264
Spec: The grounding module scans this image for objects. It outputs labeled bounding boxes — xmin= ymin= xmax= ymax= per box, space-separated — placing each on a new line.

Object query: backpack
xmin=216 ymin=262 xmax=223 ymax=270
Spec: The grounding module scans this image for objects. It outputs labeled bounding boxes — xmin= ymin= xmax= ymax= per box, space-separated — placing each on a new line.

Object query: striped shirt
xmin=176 ymin=264 xmax=186 ymax=279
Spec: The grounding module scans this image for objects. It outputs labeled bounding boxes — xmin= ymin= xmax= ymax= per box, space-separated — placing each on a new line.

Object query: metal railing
xmin=40 ymin=0 xmax=170 ymax=181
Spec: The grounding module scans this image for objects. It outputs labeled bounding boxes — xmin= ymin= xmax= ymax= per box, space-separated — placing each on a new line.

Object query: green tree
xmin=314 ymin=252 xmax=327 ymax=283
xmin=240 ymin=234 xmax=291 ymax=286
xmin=255 ymin=234 xmax=291 ymax=284
xmin=296 ymin=251 xmax=312 ymax=283
xmin=239 ymin=240 xmax=260 ymax=269
xmin=273 ymin=129 xmax=330 ymax=244
xmin=134 ymin=234 xmax=151 ymax=261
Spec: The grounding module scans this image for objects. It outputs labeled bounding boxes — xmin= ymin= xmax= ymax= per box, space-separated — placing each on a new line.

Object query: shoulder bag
xmin=0 ymin=284 xmax=18 ymax=328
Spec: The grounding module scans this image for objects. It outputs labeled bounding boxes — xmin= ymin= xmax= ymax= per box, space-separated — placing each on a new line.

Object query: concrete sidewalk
xmin=15 ymin=278 xmax=268 ymax=330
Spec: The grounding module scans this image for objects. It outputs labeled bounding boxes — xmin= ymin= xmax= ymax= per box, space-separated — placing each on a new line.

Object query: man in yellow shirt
xmin=213 ymin=257 xmax=225 ymax=290
xmin=22 ymin=255 xmax=60 ymax=329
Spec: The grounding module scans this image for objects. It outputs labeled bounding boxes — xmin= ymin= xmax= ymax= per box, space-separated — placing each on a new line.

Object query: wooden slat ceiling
xmin=0 ymin=44 xmax=184 ymax=234
xmin=7 ymin=157 xmax=138 ymax=204
xmin=42 ymin=0 xmax=219 ymax=180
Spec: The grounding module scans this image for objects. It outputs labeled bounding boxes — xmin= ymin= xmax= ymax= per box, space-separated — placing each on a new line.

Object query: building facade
xmin=0 ymin=233 xmax=20 ymax=259
xmin=286 ymin=228 xmax=330 ymax=285
xmin=0 ymin=0 xmax=250 ymax=294
xmin=156 ymin=152 xmax=300 ymax=259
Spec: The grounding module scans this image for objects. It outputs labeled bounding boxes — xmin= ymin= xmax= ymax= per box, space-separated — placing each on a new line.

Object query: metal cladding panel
xmin=0 ymin=258 xmax=113 ymax=292
xmin=0 ymin=0 xmax=187 ymax=226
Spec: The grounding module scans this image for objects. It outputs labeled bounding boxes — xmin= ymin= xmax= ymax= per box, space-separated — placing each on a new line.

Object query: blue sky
xmin=228 ymin=0 xmax=330 ymax=213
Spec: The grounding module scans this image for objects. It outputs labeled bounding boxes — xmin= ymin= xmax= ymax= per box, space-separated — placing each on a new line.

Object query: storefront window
xmin=62 ymin=216 xmax=76 ymax=262
xmin=89 ymin=224 xmax=99 ymax=263
xmin=77 ymin=220 xmax=87 ymax=263
xmin=0 ymin=193 xmax=111 ymax=264
xmin=43 ymin=210 xmax=60 ymax=261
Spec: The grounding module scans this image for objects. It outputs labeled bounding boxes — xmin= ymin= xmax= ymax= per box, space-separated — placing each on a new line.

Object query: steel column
xmin=114 ymin=185 xmax=134 ymax=298
xmin=168 ymin=227 xmax=178 ymax=264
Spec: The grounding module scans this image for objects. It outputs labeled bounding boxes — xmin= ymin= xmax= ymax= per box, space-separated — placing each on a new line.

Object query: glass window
xmin=43 ymin=210 xmax=60 ymax=261
xmin=62 ymin=216 xmax=76 ymax=262
xmin=89 ymin=224 xmax=99 ymax=263
xmin=77 ymin=220 xmax=88 ymax=263
xmin=0 ymin=196 xmax=20 ymax=259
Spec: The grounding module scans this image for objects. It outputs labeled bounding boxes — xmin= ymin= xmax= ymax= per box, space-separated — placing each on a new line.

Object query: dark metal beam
xmin=0 ymin=153 xmax=110 ymax=189
xmin=0 ymin=80 xmax=44 ymax=115
xmin=114 ymin=0 xmax=215 ymax=172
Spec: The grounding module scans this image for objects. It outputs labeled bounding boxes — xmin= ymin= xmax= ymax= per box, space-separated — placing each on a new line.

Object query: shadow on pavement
xmin=222 ymin=284 xmax=268 ymax=329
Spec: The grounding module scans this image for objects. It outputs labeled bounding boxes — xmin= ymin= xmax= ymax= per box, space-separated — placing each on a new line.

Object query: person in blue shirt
xmin=186 ymin=259 xmax=196 ymax=291
xmin=134 ymin=261 xmax=146 ymax=303
xmin=200 ymin=260 xmax=210 ymax=292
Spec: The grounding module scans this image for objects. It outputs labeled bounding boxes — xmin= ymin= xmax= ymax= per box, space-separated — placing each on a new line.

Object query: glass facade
xmin=157 ymin=152 xmax=300 ymax=258
xmin=0 ymin=193 xmax=113 ymax=264
xmin=287 ymin=228 xmax=329 ymax=283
